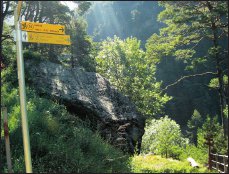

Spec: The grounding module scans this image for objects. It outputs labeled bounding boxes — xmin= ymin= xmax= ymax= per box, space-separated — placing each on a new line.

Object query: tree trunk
xmin=0 ymin=1 xmax=3 ymax=67
xmin=206 ymin=1 xmax=226 ymax=135
xmin=0 ymin=1 xmax=10 ymax=69
xmin=71 ymin=44 xmax=74 ymax=68
xmin=213 ymin=29 xmax=225 ymax=134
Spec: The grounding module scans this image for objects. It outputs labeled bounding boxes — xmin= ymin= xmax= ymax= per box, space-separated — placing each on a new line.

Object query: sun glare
xmin=60 ymin=1 xmax=78 ymax=11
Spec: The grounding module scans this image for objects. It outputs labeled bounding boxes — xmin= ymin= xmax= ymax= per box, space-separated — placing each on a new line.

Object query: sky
xmin=60 ymin=1 xmax=78 ymax=11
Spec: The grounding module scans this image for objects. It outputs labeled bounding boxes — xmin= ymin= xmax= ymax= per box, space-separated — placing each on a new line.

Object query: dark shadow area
xmin=63 ymin=99 xmax=99 ymax=131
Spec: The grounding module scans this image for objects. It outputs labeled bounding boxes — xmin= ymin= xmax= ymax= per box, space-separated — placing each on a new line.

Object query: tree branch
xmin=1 ymin=34 xmax=14 ymax=43
xmin=34 ymin=1 xmax=40 ymax=22
xmin=161 ymin=72 xmax=217 ymax=92
xmin=25 ymin=2 xmax=31 ymax=21
xmin=21 ymin=3 xmax=28 ymax=20
xmin=42 ymin=16 xmax=48 ymax=23
xmin=190 ymin=36 xmax=204 ymax=50
xmin=217 ymin=23 xmax=228 ymax=29
xmin=218 ymin=30 xmax=227 ymax=40
xmin=2 ymin=1 xmax=10 ymax=19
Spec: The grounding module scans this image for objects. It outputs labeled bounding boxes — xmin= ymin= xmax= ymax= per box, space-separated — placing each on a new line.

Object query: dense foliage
xmin=96 ymin=36 xmax=171 ymax=117
xmin=186 ymin=110 xmax=203 ymax=145
xmin=197 ymin=116 xmax=228 ymax=154
xmin=142 ymin=116 xmax=188 ymax=159
xmin=147 ymin=1 xmax=228 ymax=130
xmin=1 ymin=1 xmax=228 ymax=173
xmin=70 ymin=18 xmax=96 ymax=71
xmin=86 ymin=1 xmax=228 ymax=131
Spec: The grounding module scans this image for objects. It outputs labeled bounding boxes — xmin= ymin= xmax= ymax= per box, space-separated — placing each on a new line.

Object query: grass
xmin=1 ymin=83 xmax=131 ymax=173
xmin=130 ymin=154 xmax=209 ymax=173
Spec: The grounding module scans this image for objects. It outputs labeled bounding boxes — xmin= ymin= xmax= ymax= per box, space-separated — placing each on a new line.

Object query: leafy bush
xmin=1 ymin=81 xmax=130 ymax=173
xmin=96 ymin=36 xmax=171 ymax=117
xmin=23 ymin=50 xmax=44 ymax=62
xmin=142 ymin=116 xmax=189 ymax=159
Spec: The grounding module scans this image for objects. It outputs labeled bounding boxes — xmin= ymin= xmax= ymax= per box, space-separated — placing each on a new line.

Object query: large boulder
xmin=25 ymin=59 xmax=145 ymax=154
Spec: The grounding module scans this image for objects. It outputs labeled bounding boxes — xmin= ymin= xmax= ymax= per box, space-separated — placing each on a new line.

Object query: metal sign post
xmin=13 ymin=1 xmax=70 ymax=172
xmin=14 ymin=1 xmax=33 ymax=173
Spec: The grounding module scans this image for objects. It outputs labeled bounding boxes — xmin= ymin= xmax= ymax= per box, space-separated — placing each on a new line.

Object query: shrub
xmin=142 ymin=116 xmax=189 ymax=159
xmin=1 ymin=81 xmax=130 ymax=173
xmin=23 ymin=50 xmax=43 ymax=61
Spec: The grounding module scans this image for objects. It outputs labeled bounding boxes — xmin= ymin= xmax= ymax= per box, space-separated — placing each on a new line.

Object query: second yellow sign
xmin=21 ymin=31 xmax=71 ymax=45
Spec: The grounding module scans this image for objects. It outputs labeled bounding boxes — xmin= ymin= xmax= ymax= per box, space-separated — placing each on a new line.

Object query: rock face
xmin=25 ymin=60 xmax=145 ymax=154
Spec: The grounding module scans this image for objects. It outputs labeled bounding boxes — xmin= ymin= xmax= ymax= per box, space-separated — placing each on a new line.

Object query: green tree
xmin=197 ymin=115 xmax=228 ymax=154
xmin=18 ymin=1 xmax=92 ymax=63
xmin=21 ymin=1 xmax=71 ymax=23
xmin=96 ymin=36 xmax=171 ymax=117
xmin=142 ymin=116 xmax=188 ymax=158
xmin=19 ymin=1 xmax=72 ymax=62
xmin=186 ymin=110 xmax=203 ymax=145
xmin=146 ymin=1 xmax=228 ymax=132
xmin=0 ymin=1 xmax=15 ymax=69
xmin=1 ymin=22 xmax=18 ymax=94
xmin=68 ymin=16 xmax=96 ymax=71
xmin=209 ymin=75 xmax=228 ymax=118
xmin=76 ymin=1 xmax=91 ymax=16
xmin=1 ymin=22 xmax=15 ymax=66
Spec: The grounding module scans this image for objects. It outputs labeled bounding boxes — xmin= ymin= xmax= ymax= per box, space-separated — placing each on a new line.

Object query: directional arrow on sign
xmin=59 ymin=27 xmax=64 ymax=33
xmin=21 ymin=22 xmax=27 ymax=30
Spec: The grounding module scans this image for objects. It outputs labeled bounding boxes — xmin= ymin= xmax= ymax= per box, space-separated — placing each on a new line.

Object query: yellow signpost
xmin=21 ymin=31 xmax=71 ymax=45
xmin=14 ymin=1 xmax=70 ymax=171
xmin=21 ymin=21 xmax=66 ymax=35
xmin=14 ymin=1 xmax=33 ymax=173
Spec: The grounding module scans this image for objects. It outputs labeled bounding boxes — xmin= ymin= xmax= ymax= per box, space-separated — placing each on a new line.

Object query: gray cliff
xmin=25 ymin=59 xmax=145 ymax=154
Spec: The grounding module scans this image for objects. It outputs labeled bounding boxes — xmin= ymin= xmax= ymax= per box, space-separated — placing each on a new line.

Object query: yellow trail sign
xmin=21 ymin=31 xmax=71 ymax=45
xmin=21 ymin=21 xmax=65 ymax=35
